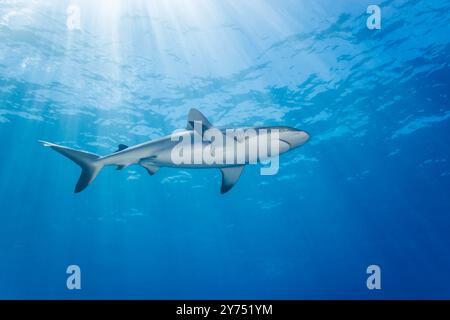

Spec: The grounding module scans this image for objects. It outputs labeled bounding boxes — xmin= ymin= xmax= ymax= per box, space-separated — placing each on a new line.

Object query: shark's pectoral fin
xmin=140 ymin=162 xmax=160 ymax=175
xmin=220 ymin=166 xmax=244 ymax=194
xmin=116 ymin=165 xmax=125 ymax=170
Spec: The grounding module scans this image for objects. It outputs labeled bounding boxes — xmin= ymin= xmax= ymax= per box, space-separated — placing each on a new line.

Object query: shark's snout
xmin=279 ymin=128 xmax=310 ymax=149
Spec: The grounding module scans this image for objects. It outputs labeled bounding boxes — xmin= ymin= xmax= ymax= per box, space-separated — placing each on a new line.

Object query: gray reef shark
xmin=39 ymin=109 xmax=309 ymax=194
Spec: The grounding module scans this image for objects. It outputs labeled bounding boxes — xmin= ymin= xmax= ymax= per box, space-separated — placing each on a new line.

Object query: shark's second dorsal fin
xmin=186 ymin=108 xmax=213 ymax=135
xmin=114 ymin=144 xmax=128 ymax=153
xmin=220 ymin=166 xmax=245 ymax=194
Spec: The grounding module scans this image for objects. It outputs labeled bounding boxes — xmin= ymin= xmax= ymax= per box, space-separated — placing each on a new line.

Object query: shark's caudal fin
xmin=39 ymin=140 xmax=103 ymax=193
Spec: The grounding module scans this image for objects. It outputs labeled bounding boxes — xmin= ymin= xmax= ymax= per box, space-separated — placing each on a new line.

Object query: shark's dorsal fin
xmin=114 ymin=144 xmax=128 ymax=153
xmin=186 ymin=108 xmax=213 ymax=136
xmin=219 ymin=166 xmax=245 ymax=194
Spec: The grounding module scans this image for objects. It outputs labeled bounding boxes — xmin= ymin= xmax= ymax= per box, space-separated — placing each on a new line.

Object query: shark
xmin=39 ymin=109 xmax=309 ymax=194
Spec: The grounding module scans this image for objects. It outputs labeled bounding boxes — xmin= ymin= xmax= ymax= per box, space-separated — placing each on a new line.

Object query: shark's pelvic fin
xmin=220 ymin=166 xmax=245 ymax=194
xmin=39 ymin=140 xmax=104 ymax=193
xmin=114 ymin=144 xmax=128 ymax=153
xmin=140 ymin=162 xmax=160 ymax=175
xmin=186 ymin=108 xmax=213 ymax=135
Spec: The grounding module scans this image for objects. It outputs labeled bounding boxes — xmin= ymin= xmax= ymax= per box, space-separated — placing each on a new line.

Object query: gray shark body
xmin=40 ymin=109 xmax=309 ymax=194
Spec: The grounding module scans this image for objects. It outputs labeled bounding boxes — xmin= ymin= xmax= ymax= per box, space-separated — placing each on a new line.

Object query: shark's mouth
xmin=279 ymin=138 xmax=292 ymax=148
xmin=278 ymin=131 xmax=310 ymax=149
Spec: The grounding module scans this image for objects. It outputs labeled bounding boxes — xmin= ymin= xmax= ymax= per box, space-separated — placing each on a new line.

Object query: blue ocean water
xmin=0 ymin=0 xmax=450 ymax=299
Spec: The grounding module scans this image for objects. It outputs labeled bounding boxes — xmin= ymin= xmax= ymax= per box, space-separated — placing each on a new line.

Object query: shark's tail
xmin=39 ymin=140 xmax=104 ymax=193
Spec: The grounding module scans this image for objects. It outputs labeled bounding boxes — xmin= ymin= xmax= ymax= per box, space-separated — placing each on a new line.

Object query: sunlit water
xmin=1 ymin=0 xmax=450 ymax=299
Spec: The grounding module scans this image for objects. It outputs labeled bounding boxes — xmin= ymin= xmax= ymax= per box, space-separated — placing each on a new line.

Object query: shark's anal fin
xmin=140 ymin=162 xmax=160 ymax=175
xmin=114 ymin=144 xmax=128 ymax=153
xmin=186 ymin=108 xmax=213 ymax=136
xmin=220 ymin=166 xmax=244 ymax=194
